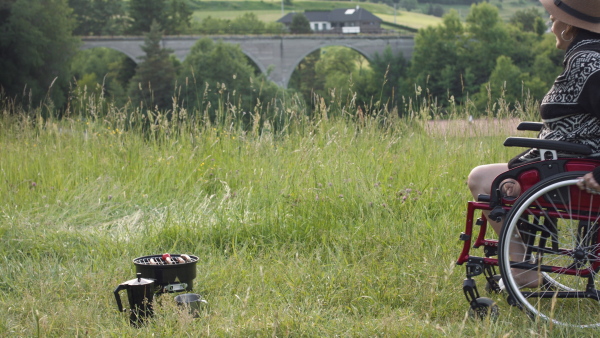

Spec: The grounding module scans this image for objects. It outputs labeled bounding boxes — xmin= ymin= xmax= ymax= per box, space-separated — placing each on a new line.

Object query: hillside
xmin=189 ymin=0 xmax=545 ymax=31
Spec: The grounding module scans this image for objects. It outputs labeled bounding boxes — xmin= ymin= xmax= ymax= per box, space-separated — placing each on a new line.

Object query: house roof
xmin=277 ymin=7 xmax=382 ymax=24
xmin=328 ymin=8 xmax=382 ymax=23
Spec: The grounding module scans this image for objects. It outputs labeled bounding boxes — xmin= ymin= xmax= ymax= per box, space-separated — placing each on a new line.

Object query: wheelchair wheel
xmin=498 ymin=172 xmax=600 ymax=328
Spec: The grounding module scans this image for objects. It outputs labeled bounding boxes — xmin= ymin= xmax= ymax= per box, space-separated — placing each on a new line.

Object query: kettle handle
xmin=113 ymin=284 xmax=128 ymax=312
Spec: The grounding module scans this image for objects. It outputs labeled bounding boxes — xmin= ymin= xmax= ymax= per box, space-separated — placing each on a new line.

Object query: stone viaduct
xmin=81 ymin=35 xmax=414 ymax=88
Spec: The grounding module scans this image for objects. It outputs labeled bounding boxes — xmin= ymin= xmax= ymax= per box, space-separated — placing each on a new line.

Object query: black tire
xmin=499 ymin=172 xmax=600 ymax=328
xmin=468 ymin=297 xmax=500 ymax=320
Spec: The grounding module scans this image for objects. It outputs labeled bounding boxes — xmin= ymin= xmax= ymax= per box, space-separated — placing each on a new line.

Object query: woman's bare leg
xmin=468 ymin=163 xmax=541 ymax=287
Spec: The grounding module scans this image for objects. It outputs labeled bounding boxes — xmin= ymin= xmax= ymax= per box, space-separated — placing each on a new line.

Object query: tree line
xmin=68 ymin=0 xmax=291 ymax=36
xmin=289 ymin=4 xmax=555 ymax=117
xmin=1 ymin=0 xmax=558 ymax=123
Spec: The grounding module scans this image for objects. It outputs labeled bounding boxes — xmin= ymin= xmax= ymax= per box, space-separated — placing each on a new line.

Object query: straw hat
xmin=540 ymin=0 xmax=600 ymax=33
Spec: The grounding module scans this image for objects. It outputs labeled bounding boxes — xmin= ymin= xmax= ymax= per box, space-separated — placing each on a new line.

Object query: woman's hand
xmin=577 ymin=172 xmax=600 ymax=194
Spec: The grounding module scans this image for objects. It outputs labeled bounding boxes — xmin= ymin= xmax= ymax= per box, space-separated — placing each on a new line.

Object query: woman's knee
xmin=467 ymin=166 xmax=487 ymax=196
xmin=467 ymin=163 xmax=508 ymax=197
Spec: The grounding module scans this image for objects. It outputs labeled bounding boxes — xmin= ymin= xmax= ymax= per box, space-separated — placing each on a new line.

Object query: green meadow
xmin=189 ymin=0 xmax=544 ymax=30
xmin=190 ymin=1 xmax=436 ymax=29
xmin=2 ymin=89 xmax=596 ymax=336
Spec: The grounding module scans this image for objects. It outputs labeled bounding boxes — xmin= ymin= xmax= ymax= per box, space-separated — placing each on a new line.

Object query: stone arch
xmin=79 ymin=44 xmax=140 ymax=64
xmin=238 ymin=50 xmax=270 ymax=78
xmin=81 ymin=36 xmax=415 ymax=88
xmin=284 ymin=43 xmax=373 ymax=88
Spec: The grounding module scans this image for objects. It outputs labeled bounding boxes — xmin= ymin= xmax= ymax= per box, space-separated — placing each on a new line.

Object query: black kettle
xmin=114 ymin=273 xmax=155 ymax=326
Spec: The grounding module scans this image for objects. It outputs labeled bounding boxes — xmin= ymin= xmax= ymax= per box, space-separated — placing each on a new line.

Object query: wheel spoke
xmin=499 ymin=173 xmax=600 ymax=327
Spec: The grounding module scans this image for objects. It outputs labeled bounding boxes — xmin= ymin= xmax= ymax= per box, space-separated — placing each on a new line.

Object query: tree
xmin=427 ymin=4 xmax=445 ymax=18
xmin=401 ymin=0 xmax=418 ymax=12
xmin=510 ymin=8 xmax=546 ymax=36
xmin=0 ymin=0 xmax=78 ymax=108
xmin=69 ymin=0 xmax=127 ymax=36
xmin=128 ymin=0 xmax=166 ymax=34
xmin=164 ymin=0 xmax=192 ymax=35
xmin=197 ymin=14 xmax=286 ymax=35
xmin=370 ymin=45 xmax=408 ymax=112
xmin=71 ymin=47 xmax=136 ymax=105
xmin=474 ymin=55 xmax=547 ymax=112
xmin=505 ymin=26 xmax=545 ymax=74
xmin=230 ymin=13 xmax=266 ymax=35
xmin=289 ymin=13 xmax=311 ymax=34
xmin=463 ymin=3 xmax=511 ymax=89
xmin=410 ymin=3 xmax=513 ymax=105
xmin=309 ymin=46 xmax=377 ymax=114
xmin=475 ymin=56 xmax=524 ymax=110
xmin=531 ymin=34 xmax=564 ymax=86
xmin=289 ymin=49 xmax=321 ymax=103
xmin=178 ymin=37 xmax=284 ymax=124
xmin=128 ymin=0 xmax=191 ymax=35
xmin=127 ymin=21 xmax=176 ymax=110
xmin=197 ymin=16 xmax=231 ymax=34
xmin=409 ymin=10 xmax=466 ymax=102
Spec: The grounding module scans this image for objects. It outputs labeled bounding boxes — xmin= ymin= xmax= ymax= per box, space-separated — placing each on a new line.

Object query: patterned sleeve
xmin=578 ymin=68 xmax=600 ymax=119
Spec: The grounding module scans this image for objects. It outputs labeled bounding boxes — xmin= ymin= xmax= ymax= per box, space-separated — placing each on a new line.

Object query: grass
xmin=436 ymin=0 xmax=546 ymax=20
xmin=2 ymin=85 xmax=598 ymax=336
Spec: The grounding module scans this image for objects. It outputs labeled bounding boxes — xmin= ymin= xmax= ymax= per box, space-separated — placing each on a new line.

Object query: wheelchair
xmin=457 ymin=121 xmax=600 ymax=328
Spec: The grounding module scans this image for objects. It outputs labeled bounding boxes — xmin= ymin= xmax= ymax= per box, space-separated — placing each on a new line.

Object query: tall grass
xmin=1 ymin=88 xmax=590 ymax=336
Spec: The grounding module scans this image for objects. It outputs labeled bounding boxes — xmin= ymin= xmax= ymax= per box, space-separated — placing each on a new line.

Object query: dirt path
xmin=425 ymin=117 xmax=527 ymax=137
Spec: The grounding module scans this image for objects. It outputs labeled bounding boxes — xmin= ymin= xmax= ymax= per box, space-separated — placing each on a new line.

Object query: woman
xmin=468 ymin=0 xmax=600 ymax=287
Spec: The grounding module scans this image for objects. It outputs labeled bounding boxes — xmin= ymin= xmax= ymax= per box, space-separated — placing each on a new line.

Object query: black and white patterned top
xmin=512 ymin=30 xmax=600 ymax=165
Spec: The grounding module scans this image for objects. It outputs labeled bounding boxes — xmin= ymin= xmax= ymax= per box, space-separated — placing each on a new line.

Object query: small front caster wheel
xmin=468 ymin=297 xmax=499 ymax=320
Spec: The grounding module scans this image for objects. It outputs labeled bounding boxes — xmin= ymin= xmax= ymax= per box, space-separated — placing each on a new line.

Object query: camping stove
xmin=133 ymin=254 xmax=198 ymax=294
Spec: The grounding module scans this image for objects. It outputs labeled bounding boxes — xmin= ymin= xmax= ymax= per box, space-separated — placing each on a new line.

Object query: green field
xmin=190 ymin=0 xmax=545 ymax=31
xmin=3 ymin=87 xmax=596 ymax=335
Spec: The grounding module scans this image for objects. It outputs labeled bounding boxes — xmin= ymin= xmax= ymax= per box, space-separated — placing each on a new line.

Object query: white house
xmin=277 ymin=6 xmax=383 ymax=34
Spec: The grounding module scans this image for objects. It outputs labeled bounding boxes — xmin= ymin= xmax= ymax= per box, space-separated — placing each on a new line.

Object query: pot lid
xmin=121 ymin=273 xmax=154 ymax=286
